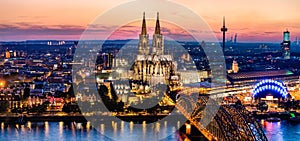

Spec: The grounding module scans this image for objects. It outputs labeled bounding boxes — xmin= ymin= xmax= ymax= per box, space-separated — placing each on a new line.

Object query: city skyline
xmin=2 ymin=1 xmax=300 ymax=140
xmin=1 ymin=0 xmax=300 ymax=42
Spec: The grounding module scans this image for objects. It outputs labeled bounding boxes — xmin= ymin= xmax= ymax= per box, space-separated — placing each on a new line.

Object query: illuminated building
xmin=281 ymin=30 xmax=291 ymax=59
xmin=5 ymin=48 xmax=10 ymax=59
xmin=232 ymin=60 xmax=239 ymax=73
xmin=132 ymin=12 xmax=180 ymax=95
xmin=227 ymin=69 xmax=296 ymax=85
xmin=252 ymin=79 xmax=289 ymax=100
xmin=104 ymin=53 xmax=113 ymax=68
xmin=152 ymin=13 xmax=164 ymax=55
xmin=13 ymin=51 xmax=17 ymax=57
xmin=137 ymin=12 xmax=150 ymax=55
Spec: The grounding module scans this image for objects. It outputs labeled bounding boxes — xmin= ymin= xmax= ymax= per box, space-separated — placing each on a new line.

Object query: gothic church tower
xmin=138 ymin=12 xmax=150 ymax=55
xmin=152 ymin=12 xmax=164 ymax=55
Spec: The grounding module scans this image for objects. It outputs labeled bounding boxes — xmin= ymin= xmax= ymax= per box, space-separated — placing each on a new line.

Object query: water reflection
xmin=155 ymin=122 xmax=160 ymax=133
xmin=0 ymin=121 xmax=180 ymax=141
xmin=129 ymin=121 xmax=133 ymax=134
xmin=1 ymin=122 xmax=4 ymax=130
xmin=27 ymin=121 xmax=31 ymax=129
xmin=113 ymin=122 xmax=117 ymax=138
xmin=142 ymin=121 xmax=146 ymax=138
xmin=261 ymin=120 xmax=300 ymax=141
xmin=59 ymin=121 xmax=63 ymax=139
xmin=45 ymin=121 xmax=49 ymax=137
xmin=3 ymin=120 xmax=299 ymax=140
xmin=120 ymin=121 xmax=124 ymax=134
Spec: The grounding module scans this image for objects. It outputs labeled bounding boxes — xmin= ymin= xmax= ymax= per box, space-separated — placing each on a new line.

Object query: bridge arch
xmin=177 ymin=95 xmax=268 ymax=141
xmin=252 ymin=79 xmax=289 ymax=99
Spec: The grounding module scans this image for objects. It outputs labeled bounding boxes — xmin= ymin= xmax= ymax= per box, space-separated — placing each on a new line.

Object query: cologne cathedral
xmin=131 ymin=13 xmax=180 ymax=95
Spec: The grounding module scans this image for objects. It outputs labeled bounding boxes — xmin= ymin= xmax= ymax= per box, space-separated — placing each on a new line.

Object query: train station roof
xmin=227 ymin=70 xmax=294 ymax=81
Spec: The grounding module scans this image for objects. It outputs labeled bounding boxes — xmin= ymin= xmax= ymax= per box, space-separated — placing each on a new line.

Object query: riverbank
xmin=2 ymin=110 xmax=299 ymax=123
xmin=0 ymin=114 xmax=186 ymax=123
xmin=253 ymin=111 xmax=300 ymax=120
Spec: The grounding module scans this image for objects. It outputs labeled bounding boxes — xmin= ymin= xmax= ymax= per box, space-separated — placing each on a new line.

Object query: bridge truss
xmin=175 ymin=94 xmax=268 ymax=141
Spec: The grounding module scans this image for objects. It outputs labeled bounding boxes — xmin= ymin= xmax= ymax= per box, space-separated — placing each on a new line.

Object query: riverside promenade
xmin=0 ymin=113 xmax=185 ymax=123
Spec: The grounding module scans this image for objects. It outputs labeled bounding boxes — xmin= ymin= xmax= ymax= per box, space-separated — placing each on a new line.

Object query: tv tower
xmin=220 ymin=16 xmax=228 ymax=52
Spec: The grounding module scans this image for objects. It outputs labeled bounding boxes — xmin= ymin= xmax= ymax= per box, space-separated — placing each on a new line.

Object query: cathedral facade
xmin=131 ymin=13 xmax=180 ymax=95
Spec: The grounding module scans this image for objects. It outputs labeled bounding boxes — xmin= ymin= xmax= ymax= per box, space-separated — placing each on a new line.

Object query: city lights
xmin=252 ymin=79 xmax=289 ymax=99
xmin=0 ymin=80 xmax=4 ymax=87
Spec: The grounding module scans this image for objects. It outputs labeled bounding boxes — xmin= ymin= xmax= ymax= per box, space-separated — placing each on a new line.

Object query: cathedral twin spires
xmin=138 ymin=12 xmax=164 ymax=55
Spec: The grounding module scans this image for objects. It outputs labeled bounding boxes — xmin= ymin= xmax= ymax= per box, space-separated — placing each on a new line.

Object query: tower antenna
xmin=220 ymin=16 xmax=228 ymax=52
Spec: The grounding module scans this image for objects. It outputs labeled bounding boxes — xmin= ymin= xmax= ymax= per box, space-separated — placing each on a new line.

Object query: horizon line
xmin=0 ymin=39 xmax=285 ymax=44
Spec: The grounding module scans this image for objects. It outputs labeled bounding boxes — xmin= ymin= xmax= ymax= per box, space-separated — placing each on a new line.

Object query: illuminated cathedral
xmin=131 ymin=13 xmax=180 ymax=95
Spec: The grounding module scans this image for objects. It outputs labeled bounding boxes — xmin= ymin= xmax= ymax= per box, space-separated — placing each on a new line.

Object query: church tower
xmin=152 ymin=12 xmax=164 ymax=55
xmin=138 ymin=12 xmax=150 ymax=55
xmin=132 ymin=12 xmax=179 ymax=96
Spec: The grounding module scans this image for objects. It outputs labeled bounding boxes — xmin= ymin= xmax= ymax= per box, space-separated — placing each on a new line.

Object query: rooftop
xmin=228 ymin=70 xmax=294 ymax=81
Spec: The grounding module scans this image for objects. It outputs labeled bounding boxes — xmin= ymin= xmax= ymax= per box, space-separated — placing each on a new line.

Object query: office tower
xmin=281 ymin=30 xmax=291 ymax=59
xmin=234 ymin=33 xmax=237 ymax=44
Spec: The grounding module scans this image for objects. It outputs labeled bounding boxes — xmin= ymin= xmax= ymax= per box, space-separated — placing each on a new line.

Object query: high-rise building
xmin=234 ymin=33 xmax=237 ymax=44
xmin=102 ymin=53 xmax=114 ymax=68
xmin=281 ymin=30 xmax=291 ymax=59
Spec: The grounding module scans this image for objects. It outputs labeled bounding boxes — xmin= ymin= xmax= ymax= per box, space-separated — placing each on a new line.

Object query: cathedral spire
xmin=155 ymin=12 xmax=161 ymax=34
xmin=141 ymin=12 xmax=147 ymax=35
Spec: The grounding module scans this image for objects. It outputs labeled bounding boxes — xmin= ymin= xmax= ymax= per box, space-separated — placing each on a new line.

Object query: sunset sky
xmin=1 ymin=0 xmax=300 ymax=42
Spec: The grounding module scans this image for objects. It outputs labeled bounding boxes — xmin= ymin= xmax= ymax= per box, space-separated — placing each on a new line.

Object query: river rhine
xmin=1 ymin=120 xmax=299 ymax=141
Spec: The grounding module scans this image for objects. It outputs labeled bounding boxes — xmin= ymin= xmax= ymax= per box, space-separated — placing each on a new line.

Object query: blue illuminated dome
xmin=252 ymin=79 xmax=289 ymax=99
